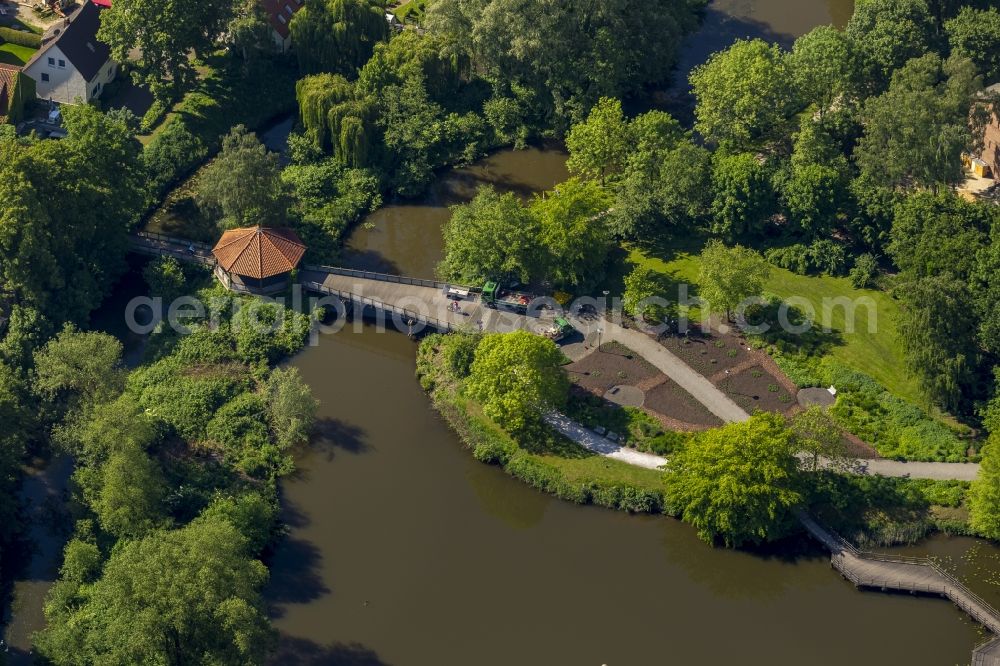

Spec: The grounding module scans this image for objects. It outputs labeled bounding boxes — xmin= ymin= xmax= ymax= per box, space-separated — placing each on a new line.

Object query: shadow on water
xmin=270 ymin=637 xmax=392 ymax=666
xmin=265 ymin=535 xmax=331 ymax=613
xmin=312 ymin=418 xmax=372 ymax=461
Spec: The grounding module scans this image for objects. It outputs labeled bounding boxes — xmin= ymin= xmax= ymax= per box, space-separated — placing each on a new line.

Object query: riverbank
xmin=417 ymin=334 xmax=670 ymax=514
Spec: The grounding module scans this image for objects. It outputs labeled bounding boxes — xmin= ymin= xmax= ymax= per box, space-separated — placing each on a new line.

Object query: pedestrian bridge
xmin=799 ymin=512 xmax=1000 ymax=665
xmin=128 ymin=233 xmax=555 ymax=334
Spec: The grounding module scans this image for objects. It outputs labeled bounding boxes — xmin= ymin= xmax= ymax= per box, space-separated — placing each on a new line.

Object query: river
xmin=265 ymin=3 xmax=1000 ymax=660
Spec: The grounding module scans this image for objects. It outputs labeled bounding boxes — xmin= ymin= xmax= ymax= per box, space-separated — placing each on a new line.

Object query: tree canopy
xmin=197 ymin=125 xmax=286 ymax=229
xmin=439 ymin=187 xmax=541 ymax=285
xmin=36 ymin=514 xmax=274 ymax=665
xmin=98 ymin=0 xmax=234 ymax=97
xmin=466 ymin=331 xmax=569 ymax=433
xmin=697 ymin=241 xmax=770 ymax=322
xmin=664 ymin=413 xmax=803 ymax=547
xmin=290 ymin=0 xmax=389 ymax=75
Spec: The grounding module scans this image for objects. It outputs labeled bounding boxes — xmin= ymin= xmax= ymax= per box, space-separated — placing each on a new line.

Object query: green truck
xmin=544 ymin=317 xmax=574 ymax=342
xmin=482 ymin=281 xmax=535 ymax=313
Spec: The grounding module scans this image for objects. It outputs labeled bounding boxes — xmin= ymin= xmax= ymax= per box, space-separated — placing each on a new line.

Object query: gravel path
xmin=544 ymin=413 xmax=667 ymax=470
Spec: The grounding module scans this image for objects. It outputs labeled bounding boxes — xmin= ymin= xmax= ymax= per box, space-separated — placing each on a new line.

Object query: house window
xmin=47 ymin=57 xmax=54 ymax=66
xmin=277 ymin=13 xmax=286 ymax=23
xmin=41 ymin=73 xmax=49 ymax=82
xmin=284 ymin=5 xmax=293 ymax=15
xmin=57 ymin=59 xmax=65 ymax=68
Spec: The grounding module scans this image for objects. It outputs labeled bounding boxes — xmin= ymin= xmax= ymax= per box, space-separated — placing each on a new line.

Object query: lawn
xmin=0 ymin=42 xmax=35 ymax=66
xmin=623 ymin=242 xmax=923 ymax=405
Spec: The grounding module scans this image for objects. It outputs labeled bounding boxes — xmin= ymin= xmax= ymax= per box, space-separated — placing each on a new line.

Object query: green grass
xmin=536 ymin=452 xmax=667 ymax=492
xmin=0 ymin=42 xmax=35 ymax=66
xmin=623 ymin=242 xmax=923 ymax=405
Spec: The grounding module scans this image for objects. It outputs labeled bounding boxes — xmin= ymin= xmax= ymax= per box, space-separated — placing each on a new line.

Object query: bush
xmin=849 ymin=253 xmax=879 ymax=289
xmin=765 ymin=240 xmax=848 ymax=276
xmin=0 ymin=27 xmax=41 ymax=48
xmin=140 ymin=98 xmax=168 ymax=134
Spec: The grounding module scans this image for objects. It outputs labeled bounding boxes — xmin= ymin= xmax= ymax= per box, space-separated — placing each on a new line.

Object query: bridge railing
xmin=301 ymin=281 xmax=456 ymax=332
xmin=134 ymin=230 xmax=213 ymax=250
xmin=303 ymin=265 xmax=477 ymax=293
xmin=809 ymin=515 xmax=1000 ymax=632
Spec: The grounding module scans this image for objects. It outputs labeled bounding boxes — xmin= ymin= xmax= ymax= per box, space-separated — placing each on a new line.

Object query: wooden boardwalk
xmin=799 ymin=513 xmax=1000 ymax=664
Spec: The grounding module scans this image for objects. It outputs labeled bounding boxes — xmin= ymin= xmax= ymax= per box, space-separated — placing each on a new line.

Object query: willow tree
xmin=296 ymin=74 xmax=378 ymax=167
xmin=290 ymin=0 xmax=389 ymax=75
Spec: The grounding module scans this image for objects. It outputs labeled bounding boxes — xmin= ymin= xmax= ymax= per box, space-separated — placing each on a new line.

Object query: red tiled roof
xmin=260 ymin=0 xmax=302 ymax=39
xmin=212 ymin=226 xmax=306 ymax=280
xmin=0 ymin=64 xmax=21 ymax=121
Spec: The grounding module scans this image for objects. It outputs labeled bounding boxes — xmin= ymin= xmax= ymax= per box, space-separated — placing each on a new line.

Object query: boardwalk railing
xmin=800 ymin=511 xmax=1000 ymax=663
xmin=303 ymin=265 xmax=477 ymax=293
xmin=301 ymin=281 xmax=457 ymax=332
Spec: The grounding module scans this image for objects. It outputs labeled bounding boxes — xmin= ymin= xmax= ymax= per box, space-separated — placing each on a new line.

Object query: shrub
xmin=849 ymin=253 xmax=879 ymax=289
xmin=765 ymin=239 xmax=848 ymax=276
xmin=0 ymin=27 xmax=41 ymax=48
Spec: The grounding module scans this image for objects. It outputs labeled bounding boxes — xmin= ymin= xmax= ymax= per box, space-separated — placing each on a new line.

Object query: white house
xmin=261 ymin=0 xmax=303 ymax=53
xmin=22 ymin=1 xmax=116 ymax=105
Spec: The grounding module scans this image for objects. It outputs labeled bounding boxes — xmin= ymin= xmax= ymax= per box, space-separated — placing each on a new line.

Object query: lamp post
xmin=597 ymin=326 xmax=604 ymax=351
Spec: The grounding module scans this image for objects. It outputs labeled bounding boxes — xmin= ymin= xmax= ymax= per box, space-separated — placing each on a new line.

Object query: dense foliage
xmin=664 ymin=413 xmax=803 ymax=547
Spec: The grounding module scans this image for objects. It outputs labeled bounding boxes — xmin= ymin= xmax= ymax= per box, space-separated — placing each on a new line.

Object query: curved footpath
xmin=545 ymin=413 xmax=981 ymax=481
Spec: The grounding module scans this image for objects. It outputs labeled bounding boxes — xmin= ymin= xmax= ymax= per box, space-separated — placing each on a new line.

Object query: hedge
xmin=0 ymin=27 xmax=42 ymax=49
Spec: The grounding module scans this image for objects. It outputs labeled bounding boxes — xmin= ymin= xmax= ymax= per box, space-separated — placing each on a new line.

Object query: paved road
xmin=567 ymin=317 xmax=751 ymax=424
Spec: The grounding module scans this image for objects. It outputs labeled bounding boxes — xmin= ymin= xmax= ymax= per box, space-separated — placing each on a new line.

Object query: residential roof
xmin=0 ymin=64 xmax=19 ymax=121
xmin=25 ymin=2 xmax=111 ymax=81
xmin=212 ymin=226 xmax=307 ymax=280
xmin=260 ymin=0 xmax=302 ymax=39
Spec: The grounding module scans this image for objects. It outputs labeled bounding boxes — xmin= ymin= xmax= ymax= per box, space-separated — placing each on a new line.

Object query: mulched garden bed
xmin=643 ymin=376 xmax=723 ymax=428
xmin=719 ymin=364 xmax=796 ymax=414
xmin=565 ymin=341 xmax=661 ymax=394
xmin=658 ymin=329 xmax=751 ymax=376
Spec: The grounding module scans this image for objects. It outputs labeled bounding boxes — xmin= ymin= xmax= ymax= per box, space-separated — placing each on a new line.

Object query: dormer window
xmin=284 ymin=5 xmax=293 ymax=15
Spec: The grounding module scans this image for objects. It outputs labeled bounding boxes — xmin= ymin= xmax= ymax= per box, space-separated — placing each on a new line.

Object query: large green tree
xmin=439 ymin=186 xmax=541 ymax=284
xmin=888 ymin=192 xmax=990 ymax=280
xmin=98 ymin=0 xmax=234 ymax=97
xmin=855 ymin=53 xmax=982 ymax=191
xmin=896 ymin=274 xmax=979 ymax=412
xmin=710 ymin=152 xmax=775 ymax=238
xmin=945 ymin=7 xmax=1000 ymax=83
xmin=0 ymin=106 xmax=144 ymax=325
xmin=466 ymin=331 xmax=569 ymax=434
xmin=691 ymin=39 xmax=797 ymax=149
xmin=788 ymin=26 xmax=862 ymax=113
xmin=697 ymin=240 xmax=770 ymax=322
xmin=33 ymin=326 xmax=125 ymax=416
xmin=533 ymin=178 xmax=613 ymax=289
xmin=197 ymin=125 xmax=286 ymax=229
xmin=565 ymin=97 xmax=632 ymax=185
xmin=36 ymin=514 xmax=274 ymax=665
xmin=426 ymin=0 xmax=697 ymax=126
xmin=664 ymin=412 xmax=803 ymax=547
xmin=290 ymin=0 xmax=389 ymax=75
xmin=846 ymin=0 xmax=937 ymax=88
xmin=969 ymin=434 xmax=1000 ymax=540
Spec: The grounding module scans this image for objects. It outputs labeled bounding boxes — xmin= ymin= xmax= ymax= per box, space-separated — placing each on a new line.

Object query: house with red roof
xmin=0 ymin=63 xmax=33 ymax=124
xmin=260 ymin=0 xmax=303 ymax=53
xmin=212 ymin=226 xmax=307 ymax=295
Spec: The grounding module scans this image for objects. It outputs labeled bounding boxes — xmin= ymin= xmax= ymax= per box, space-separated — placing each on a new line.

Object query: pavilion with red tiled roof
xmin=211 ymin=226 xmax=306 ymax=295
